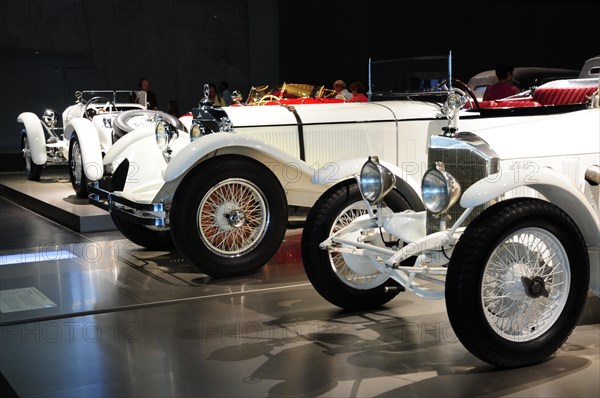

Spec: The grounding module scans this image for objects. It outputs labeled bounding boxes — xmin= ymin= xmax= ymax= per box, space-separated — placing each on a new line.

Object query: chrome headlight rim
xmin=359 ymin=156 xmax=396 ymax=204
xmin=42 ymin=109 xmax=58 ymax=128
xmin=190 ymin=121 xmax=205 ymax=141
xmin=421 ymin=162 xmax=461 ymax=214
xmin=155 ymin=118 xmax=179 ymax=161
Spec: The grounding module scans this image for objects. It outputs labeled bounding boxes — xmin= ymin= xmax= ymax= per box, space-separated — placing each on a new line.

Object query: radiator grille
xmin=426 ymin=137 xmax=499 ymax=234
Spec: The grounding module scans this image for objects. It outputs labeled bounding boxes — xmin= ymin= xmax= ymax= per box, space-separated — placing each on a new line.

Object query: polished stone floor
xmin=1 ymin=183 xmax=599 ymax=398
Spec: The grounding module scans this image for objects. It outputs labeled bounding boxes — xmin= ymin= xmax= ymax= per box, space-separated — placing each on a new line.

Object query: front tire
xmin=170 ymin=156 xmax=287 ymax=277
xmin=69 ymin=135 xmax=89 ymax=198
xmin=21 ymin=132 xmax=42 ymax=181
xmin=445 ymin=198 xmax=589 ymax=368
xmin=111 ymin=212 xmax=174 ymax=251
xmin=301 ymin=182 xmax=412 ymax=310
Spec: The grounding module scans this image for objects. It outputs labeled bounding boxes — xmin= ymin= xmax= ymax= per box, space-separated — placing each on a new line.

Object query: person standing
xmin=218 ymin=81 xmax=233 ymax=106
xmin=208 ymin=83 xmax=226 ymax=107
xmin=135 ymin=77 xmax=159 ymax=110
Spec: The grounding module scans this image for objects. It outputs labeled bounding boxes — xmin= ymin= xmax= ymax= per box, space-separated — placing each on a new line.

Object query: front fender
xmin=103 ymin=125 xmax=156 ymax=164
xmin=164 ymin=132 xmax=316 ymax=183
xmin=17 ymin=112 xmax=47 ymax=165
xmin=461 ymin=166 xmax=600 ymax=249
xmin=65 ymin=118 xmax=103 ymax=180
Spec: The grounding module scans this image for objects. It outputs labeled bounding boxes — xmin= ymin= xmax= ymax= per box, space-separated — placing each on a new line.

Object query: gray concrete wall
xmin=0 ymin=0 xmax=279 ymax=153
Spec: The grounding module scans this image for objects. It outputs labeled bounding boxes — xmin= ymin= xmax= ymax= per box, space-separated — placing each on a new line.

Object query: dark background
xmin=1 ymin=0 xmax=598 ymax=157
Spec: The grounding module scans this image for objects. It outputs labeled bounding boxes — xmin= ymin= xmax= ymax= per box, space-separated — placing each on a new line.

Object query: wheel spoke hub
xmin=521 ymin=276 xmax=549 ymax=298
xmin=224 ymin=208 xmax=246 ymax=229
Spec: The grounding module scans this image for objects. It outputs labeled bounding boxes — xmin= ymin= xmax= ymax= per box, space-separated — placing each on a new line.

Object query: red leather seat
xmin=532 ymin=85 xmax=597 ymax=105
xmin=477 ymin=78 xmax=597 ymax=109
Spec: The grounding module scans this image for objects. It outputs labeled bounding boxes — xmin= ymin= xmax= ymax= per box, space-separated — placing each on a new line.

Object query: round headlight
xmin=190 ymin=122 xmax=203 ymax=141
xmin=155 ymin=120 xmax=168 ymax=151
xmin=421 ymin=162 xmax=461 ymax=214
xmin=359 ymin=156 xmax=396 ymax=204
xmin=42 ymin=109 xmax=57 ymax=127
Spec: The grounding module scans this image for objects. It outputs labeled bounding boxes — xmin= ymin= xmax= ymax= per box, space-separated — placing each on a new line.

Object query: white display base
xmin=0 ymin=169 xmax=115 ymax=233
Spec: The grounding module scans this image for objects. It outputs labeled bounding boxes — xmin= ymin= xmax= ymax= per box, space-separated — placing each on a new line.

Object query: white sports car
xmin=301 ymin=75 xmax=599 ymax=367
xmin=17 ymin=90 xmax=181 ymax=197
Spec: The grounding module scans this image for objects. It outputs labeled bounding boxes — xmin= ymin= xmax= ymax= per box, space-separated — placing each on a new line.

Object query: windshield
xmin=368 ymin=52 xmax=452 ymax=100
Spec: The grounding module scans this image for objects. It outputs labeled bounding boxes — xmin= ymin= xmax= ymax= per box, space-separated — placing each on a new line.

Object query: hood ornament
xmin=200 ymin=83 xmax=212 ymax=107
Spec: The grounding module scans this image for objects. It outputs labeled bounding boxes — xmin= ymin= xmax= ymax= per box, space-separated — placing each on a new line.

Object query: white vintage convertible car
xmin=17 ymin=90 xmax=181 ymax=197
xmin=88 ymin=87 xmax=446 ymax=277
xmin=301 ymin=75 xmax=600 ymax=368
xmin=88 ymin=54 xmax=598 ymax=279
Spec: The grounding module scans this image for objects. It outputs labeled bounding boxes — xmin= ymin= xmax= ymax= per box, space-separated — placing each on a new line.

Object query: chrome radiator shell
xmin=426 ymin=132 xmax=499 ymax=234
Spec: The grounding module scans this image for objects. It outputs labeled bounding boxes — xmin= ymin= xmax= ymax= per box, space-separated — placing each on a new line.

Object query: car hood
xmin=465 ymin=108 xmax=599 ymax=160
xmin=220 ymin=100 xmax=442 ymax=127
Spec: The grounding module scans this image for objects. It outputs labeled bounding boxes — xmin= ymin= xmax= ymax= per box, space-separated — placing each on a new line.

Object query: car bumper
xmin=88 ymin=176 xmax=169 ymax=228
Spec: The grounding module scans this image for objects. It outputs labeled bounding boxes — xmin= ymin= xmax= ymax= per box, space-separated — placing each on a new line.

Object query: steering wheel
xmin=83 ymin=96 xmax=117 ymax=120
xmin=257 ymin=94 xmax=282 ymax=105
xmin=435 ymin=78 xmax=480 ymax=110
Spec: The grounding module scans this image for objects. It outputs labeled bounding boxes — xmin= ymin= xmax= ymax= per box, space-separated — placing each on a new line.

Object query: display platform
xmin=0 ymin=168 xmax=115 ymax=233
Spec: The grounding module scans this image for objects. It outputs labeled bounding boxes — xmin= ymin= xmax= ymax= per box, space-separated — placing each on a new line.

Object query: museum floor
xmin=0 ymin=171 xmax=599 ymax=398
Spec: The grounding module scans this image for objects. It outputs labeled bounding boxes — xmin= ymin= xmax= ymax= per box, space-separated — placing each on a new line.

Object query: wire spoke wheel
xmin=445 ymin=198 xmax=589 ymax=368
xmin=68 ymin=136 xmax=89 ymax=198
xmin=23 ymin=136 xmax=32 ymax=173
xmin=301 ymin=182 xmax=413 ymax=310
xmin=198 ymin=178 xmax=269 ymax=257
xmin=70 ymin=140 xmax=83 ymax=188
xmin=169 ymin=156 xmax=287 ymax=277
xmin=481 ymin=227 xmax=570 ymax=341
xmin=21 ymin=133 xmax=42 ymax=180
xmin=329 ymin=202 xmax=391 ymax=290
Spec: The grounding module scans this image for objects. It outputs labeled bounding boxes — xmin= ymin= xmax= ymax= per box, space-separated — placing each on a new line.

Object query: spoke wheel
xmin=301 ymin=181 xmax=413 ymax=310
xmin=21 ymin=133 xmax=42 ymax=180
xmin=170 ymin=156 xmax=287 ymax=277
xmin=446 ymin=198 xmax=589 ymax=368
xmin=69 ymin=135 xmax=88 ymax=198
xmin=198 ymin=179 xmax=269 ymax=257
xmin=481 ymin=228 xmax=570 ymax=341
xmin=328 ymin=201 xmax=392 ymax=290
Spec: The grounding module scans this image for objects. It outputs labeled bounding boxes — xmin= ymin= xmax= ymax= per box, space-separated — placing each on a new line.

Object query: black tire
xmin=301 ymin=181 xmax=413 ymax=310
xmin=445 ymin=198 xmax=589 ymax=368
xmin=21 ymin=132 xmax=42 ymax=181
xmin=111 ymin=212 xmax=174 ymax=251
xmin=68 ymin=135 xmax=89 ymax=198
xmin=169 ymin=156 xmax=287 ymax=277
xmin=112 ymin=110 xmax=183 ymax=141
